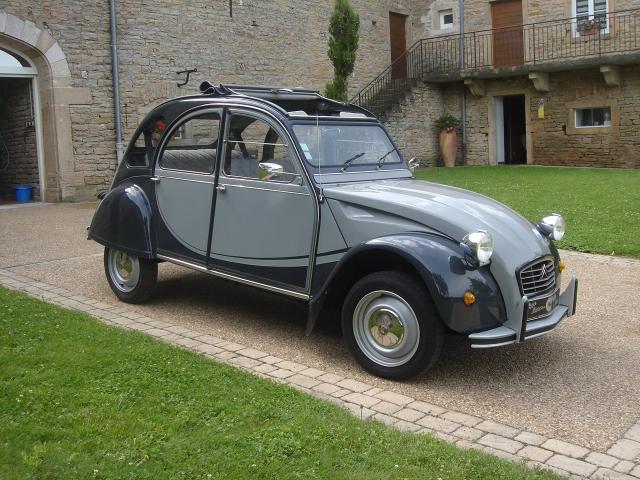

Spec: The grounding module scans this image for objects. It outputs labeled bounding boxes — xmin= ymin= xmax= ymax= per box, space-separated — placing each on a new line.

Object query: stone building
xmin=0 ymin=1 xmax=638 ymax=203
xmin=369 ymin=0 xmax=640 ymax=168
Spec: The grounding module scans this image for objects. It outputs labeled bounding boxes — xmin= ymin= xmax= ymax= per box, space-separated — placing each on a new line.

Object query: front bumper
xmin=469 ymin=276 xmax=578 ymax=349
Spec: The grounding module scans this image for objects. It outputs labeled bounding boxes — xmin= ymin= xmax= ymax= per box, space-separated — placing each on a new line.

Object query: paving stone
xmin=546 ymin=454 xmax=597 ymax=477
xmin=111 ymin=317 xmax=136 ymax=326
xmin=194 ymin=344 xmax=223 ymax=356
xmin=312 ymin=383 xmax=341 ymax=396
xmin=336 ymin=379 xmax=371 ymax=393
xmin=592 ymin=467 xmax=639 ymax=480
xmin=146 ymin=320 xmax=172 ymax=328
xmin=229 ymin=356 xmax=261 ymax=369
xmin=274 ymin=360 xmax=306 ymax=372
xmin=474 ymin=443 xmax=521 ymax=463
xmin=317 ymin=372 xmax=344 ymax=384
xmin=288 ymin=374 xmax=321 ymax=390
xmin=586 ymin=452 xmax=621 ymax=469
xmin=159 ymin=333 xmax=184 ymax=342
xmin=518 ymin=445 xmax=553 ymax=462
xmin=127 ymin=322 xmax=154 ymax=332
xmin=330 ymin=389 xmax=351 ymax=399
xmin=614 ymin=460 xmax=636 ymax=473
xmin=375 ymin=390 xmax=414 ymax=406
xmin=121 ymin=311 xmax=145 ymax=319
xmin=630 ymin=465 xmax=640 ymax=478
xmin=455 ymin=439 xmax=474 ymax=450
xmin=608 ymin=440 xmax=640 ymax=461
xmin=526 ymin=461 xmax=569 ymax=477
xmin=253 ymin=363 xmax=278 ymax=374
xmin=214 ymin=351 xmax=237 ymax=361
xmin=196 ymin=335 xmax=225 ymax=346
xmin=343 ymin=402 xmax=375 ymax=420
xmin=394 ymin=420 xmax=421 ymax=432
xmin=372 ymin=401 xmax=403 ymax=415
xmin=625 ymin=424 xmax=640 ymax=443
xmin=165 ymin=325 xmax=192 ymax=335
xmin=476 ymin=420 xmax=520 ymax=439
xmin=173 ymin=337 xmax=202 ymax=348
xmin=237 ymin=348 xmax=268 ymax=359
xmin=146 ymin=328 xmax=171 ymax=337
xmin=260 ymin=355 xmax=284 ymax=365
xmin=431 ymin=431 xmax=457 ymax=443
xmin=394 ymin=408 xmax=425 ymax=423
xmin=268 ymin=368 xmax=295 ymax=379
xmin=406 ymin=400 xmax=446 ymax=416
xmin=441 ymin=411 xmax=481 ymax=427
xmin=182 ymin=330 xmax=206 ymax=339
xmin=478 ymin=434 xmax=524 ymax=454
xmin=417 ymin=415 xmax=460 ymax=434
xmin=363 ymin=387 xmax=383 ymax=396
xmin=540 ymin=439 xmax=590 ymax=459
xmin=515 ymin=431 xmax=547 ymax=446
xmin=372 ymin=413 xmax=397 ymax=426
xmin=218 ymin=341 xmax=245 ymax=352
xmin=299 ymin=367 xmax=325 ymax=378
xmin=452 ymin=426 xmax=484 ymax=441
xmin=342 ymin=392 xmax=380 ymax=408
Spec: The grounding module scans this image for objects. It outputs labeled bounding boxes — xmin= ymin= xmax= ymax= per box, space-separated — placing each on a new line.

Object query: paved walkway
xmin=1 ymin=202 xmax=640 ymax=479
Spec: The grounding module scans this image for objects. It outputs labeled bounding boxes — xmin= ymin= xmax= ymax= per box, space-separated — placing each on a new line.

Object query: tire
xmin=104 ymin=247 xmax=157 ymax=304
xmin=341 ymin=271 xmax=443 ymax=380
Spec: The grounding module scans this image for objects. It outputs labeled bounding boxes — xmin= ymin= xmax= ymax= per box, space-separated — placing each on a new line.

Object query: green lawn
xmin=0 ymin=287 xmax=560 ymax=480
xmin=416 ymin=166 xmax=640 ymax=258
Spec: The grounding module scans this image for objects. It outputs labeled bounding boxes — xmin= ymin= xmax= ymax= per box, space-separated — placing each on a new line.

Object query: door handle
xmin=216 ymin=184 xmax=227 ymax=192
xmin=150 ymin=176 xmax=161 ymax=183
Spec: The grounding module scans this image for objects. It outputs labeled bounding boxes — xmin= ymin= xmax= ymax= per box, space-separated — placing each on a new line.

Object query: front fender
xmin=88 ymin=182 xmax=155 ymax=259
xmin=313 ymin=233 xmax=506 ymax=335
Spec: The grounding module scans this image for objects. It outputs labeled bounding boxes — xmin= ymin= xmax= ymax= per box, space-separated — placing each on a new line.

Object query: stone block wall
xmin=0 ymin=77 xmax=39 ymax=200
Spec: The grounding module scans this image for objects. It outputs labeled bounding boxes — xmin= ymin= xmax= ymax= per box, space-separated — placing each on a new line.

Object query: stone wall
xmin=0 ymin=77 xmax=39 ymax=200
xmin=1 ymin=0 xmax=428 ymax=200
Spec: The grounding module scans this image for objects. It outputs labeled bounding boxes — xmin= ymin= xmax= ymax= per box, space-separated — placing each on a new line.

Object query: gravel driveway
xmin=1 ymin=202 xmax=639 ymax=452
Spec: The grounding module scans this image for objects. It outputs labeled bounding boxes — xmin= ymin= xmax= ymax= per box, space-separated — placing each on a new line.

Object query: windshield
xmin=292 ymin=123 xmax=403 ymax=170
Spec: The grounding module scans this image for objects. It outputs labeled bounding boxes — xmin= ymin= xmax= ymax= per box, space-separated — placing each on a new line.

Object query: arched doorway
xmin=0 ymin=46 xmax=44 ymax=202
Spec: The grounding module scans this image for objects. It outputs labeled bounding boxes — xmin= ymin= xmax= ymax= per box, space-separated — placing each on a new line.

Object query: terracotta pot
xmin=439 ymin=130 xmax=457 ymax=167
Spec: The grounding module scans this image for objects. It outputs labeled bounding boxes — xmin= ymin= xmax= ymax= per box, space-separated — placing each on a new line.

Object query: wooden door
xmin=491 ymin=0 xmax=524 ymax=67
xmin=389 ymin=12 xmax=407 ymax=79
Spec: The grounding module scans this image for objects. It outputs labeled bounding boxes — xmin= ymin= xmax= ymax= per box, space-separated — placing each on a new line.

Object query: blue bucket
xmin=12 ymin=185 xmax=33 ymax=203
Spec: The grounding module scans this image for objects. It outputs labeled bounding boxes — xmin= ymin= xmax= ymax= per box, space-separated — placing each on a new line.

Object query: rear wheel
xmin=341 ymin=271 xmax=443 ymax=380
xmin=104 ymin=247 xmax=157 ymax=303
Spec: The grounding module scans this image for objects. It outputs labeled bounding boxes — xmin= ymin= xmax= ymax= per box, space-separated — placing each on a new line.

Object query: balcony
xmin=353 ymin=9 xmax=640 ymax=118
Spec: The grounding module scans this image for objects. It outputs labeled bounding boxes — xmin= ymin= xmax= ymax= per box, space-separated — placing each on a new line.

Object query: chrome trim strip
xmin=314 ymin=168 xmax=409 ymax=176
xmin=218 ymin=183 xmax=309 ymax=196
xmin=159 ymin=176 xmax=215 ymax=185
xmin=157 ymin=254 xmax=310 ymax=300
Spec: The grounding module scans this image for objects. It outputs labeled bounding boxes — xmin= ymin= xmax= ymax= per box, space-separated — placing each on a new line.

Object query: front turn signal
xmin=463 ymin=291 xmax=476 ymax=306
xmin=558 ymin=261 xmax=566 ymax=273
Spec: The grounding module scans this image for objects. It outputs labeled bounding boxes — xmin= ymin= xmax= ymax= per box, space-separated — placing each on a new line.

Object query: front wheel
xmin=104 ymin=247 xmax=157 ymax=303
xmin=342 ymin=271 xmax=443 ymax=380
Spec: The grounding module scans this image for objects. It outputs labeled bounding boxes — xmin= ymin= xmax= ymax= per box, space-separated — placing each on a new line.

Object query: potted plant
xmin=435 ymin=114 xmax=460 ymax=168
xmin=577 ymin=17 xmax=607 ymax=35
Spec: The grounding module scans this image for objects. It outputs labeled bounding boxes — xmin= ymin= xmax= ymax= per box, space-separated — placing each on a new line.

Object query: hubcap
xmin=353 ymin=290 xmax=421 ymax=368
xmin=108 ymin=249 xmax=140 ymax=293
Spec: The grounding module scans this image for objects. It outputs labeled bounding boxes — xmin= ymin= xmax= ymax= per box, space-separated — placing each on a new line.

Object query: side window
xmin=159 ymin=112 xmax=220 ymax=173
xmin=223 ymin=113 xmax=300 ymax=183
xmin=126 ymin=130 xmax=152 ymax=167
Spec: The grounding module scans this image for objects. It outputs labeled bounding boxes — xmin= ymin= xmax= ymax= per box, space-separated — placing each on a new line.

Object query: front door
xmin=210 ymin=109 xmax=316 ymax=293
xmin=154 ymin=109 xmax=221 ymax=264
xmin=491 ymin=0 xmax=524 ymax=67
xmin=389 ymin=12 xmax=407 ymax=79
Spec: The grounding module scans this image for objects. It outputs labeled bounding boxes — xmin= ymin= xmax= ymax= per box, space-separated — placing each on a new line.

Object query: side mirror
xmin=257 ymin=162 xmax=284 ymax=181
xmin=408 ymin=157 xmax=419 ymax=173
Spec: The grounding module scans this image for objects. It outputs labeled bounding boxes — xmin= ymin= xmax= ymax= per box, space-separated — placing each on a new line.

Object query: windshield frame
xmin=290 ymin=119 xmax=410 ymax=175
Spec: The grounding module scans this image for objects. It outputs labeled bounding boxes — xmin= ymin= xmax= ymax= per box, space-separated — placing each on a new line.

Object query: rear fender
xmin=88 ymin=182 xmax=155 ymax=259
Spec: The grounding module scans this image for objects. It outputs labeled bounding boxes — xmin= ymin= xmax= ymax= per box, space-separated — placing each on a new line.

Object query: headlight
xmin=463 ymin=230 xmax=493 ymax=266
xmin=538 ymin=214 xmax=565 ymax=241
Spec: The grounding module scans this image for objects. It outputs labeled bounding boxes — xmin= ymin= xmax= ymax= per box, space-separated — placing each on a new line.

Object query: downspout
xmin=109 ymin=0 xmax=124 ymax=163
xmin=459 ymin=0 xmax=467 ymax=165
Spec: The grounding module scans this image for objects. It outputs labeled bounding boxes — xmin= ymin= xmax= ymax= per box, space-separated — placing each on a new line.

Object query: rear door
xmin=154 ymin=109 xmax=221 ymax=265
xmin=209 ymin=109 xmax=316 ymax=294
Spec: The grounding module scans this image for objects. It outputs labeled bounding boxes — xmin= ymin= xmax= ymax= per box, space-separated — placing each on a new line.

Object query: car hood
xmin=323 ymin=178 xmax=551 ymax=268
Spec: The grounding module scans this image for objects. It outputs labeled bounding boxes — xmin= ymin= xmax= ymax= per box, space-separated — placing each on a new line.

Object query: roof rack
xmin=199 ymin=82 xmax=319 ymax=96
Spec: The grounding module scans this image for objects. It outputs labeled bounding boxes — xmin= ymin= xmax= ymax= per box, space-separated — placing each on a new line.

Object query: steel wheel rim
xmin=352 ymin=290 xmax=421 ymax=368
xmin=108 ymin=249 xmax=140 ymax=293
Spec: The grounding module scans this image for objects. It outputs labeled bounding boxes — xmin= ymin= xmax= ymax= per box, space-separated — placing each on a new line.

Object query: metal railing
xmin=353 ymin=9 xmax=640 ymax=118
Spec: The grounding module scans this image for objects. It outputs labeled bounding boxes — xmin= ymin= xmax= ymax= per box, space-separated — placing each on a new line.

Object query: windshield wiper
xmin=340 ymin=152 xmax=365 ymax=172
xmin=376 ymin=147 xmax=397 ymax=169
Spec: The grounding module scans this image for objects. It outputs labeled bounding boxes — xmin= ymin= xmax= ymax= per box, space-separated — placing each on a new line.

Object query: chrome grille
xmin=519 ymin=258 xmax=556 ymax=297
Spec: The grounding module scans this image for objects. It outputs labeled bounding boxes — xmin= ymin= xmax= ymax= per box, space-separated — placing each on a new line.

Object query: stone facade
xmin=0 ymin=77 xmax=39 ymax=200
